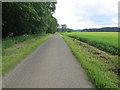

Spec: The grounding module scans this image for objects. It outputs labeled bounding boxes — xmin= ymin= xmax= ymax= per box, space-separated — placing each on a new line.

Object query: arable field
xmin=61 ymin=33 xmax=119 ymax=89
xmin=2 ymin=34 xmax=53 ymax=75
xmin=62 ymin=32 xmax=119 ymax=55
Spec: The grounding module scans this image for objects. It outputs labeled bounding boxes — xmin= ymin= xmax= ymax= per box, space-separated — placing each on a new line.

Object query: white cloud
xmin=111 ymin=17 xmax=118 ymax=24
xmin=53 ymin=0 xmax=119 ymax=29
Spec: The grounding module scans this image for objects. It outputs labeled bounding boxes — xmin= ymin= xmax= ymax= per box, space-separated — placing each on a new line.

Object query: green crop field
xmin=62 ymin=32 xmax=119 ymax=55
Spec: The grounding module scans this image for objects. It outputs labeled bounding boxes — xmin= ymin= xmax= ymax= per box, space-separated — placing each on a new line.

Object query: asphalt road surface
xmin=3 ymin=34 xmax=94 ymax=88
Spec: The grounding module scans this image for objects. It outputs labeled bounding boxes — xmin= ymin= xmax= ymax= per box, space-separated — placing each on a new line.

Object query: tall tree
xmin=2 ymin=2 xmax=58 ymax=38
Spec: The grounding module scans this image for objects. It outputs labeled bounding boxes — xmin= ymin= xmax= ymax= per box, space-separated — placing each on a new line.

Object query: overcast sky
xmin=53 ymin=0 xmax=119 ymax=29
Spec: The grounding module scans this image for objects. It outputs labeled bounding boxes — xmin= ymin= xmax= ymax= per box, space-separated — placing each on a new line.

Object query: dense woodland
xmin=2 ymin=2 xmax=58 ymax=38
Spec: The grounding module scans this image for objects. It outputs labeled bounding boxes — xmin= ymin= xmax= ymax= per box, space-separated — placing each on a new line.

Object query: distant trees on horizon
xmin=81 ymin=27 xmax=119 ymax=32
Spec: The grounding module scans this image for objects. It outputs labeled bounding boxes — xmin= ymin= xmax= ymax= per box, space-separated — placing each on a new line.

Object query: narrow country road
xmin=3 ymin=34 xmax=94 ymax=88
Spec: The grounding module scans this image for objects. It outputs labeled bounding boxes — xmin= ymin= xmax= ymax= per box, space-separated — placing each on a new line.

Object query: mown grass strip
xmin=2 ymin=34 xmax=53 ymax=75
xmin=62 ymin=36 xmax=119 ymax=89
xmin=62 ymin=32 xmax=119 ymax=55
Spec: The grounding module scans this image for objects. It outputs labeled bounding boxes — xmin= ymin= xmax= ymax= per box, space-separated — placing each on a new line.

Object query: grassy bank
xmin=62 ymin=35 xmax=119 ymax=89
xmin=62 ymin=32 xmax=119 ymax=55
xmin=2 ymin=34 xmax=53 ymax=75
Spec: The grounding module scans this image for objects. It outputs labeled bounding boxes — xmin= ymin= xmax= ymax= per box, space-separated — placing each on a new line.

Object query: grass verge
xmin=61 ymin=32 xmax=119 ymax=55
xmin=62 ymin=35 xmax=119 ymax=89
xmin=2 ymin=34 xmax=53 ymax=75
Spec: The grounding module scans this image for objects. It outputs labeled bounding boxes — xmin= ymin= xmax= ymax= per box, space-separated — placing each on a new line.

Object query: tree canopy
xmin=2 ymin=2 xmax=58 ymax=38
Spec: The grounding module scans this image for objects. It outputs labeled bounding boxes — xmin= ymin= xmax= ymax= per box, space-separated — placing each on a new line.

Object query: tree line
xmin=2 ymin=2 xmax=58 ymax=38
xmin=81 ymin=27 xmax=119 ymax=32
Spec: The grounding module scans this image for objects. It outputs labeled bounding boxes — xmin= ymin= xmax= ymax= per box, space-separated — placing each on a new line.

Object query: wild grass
xmin=2 ymin=34 xmax=53 ymax=75
xmin=62 ymin=32 xmax=119 ymax=55
xmin=62 ymin=35 xmax=119 ymax=89
xmin=2 ymin=34 xmax=47 ymax=49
